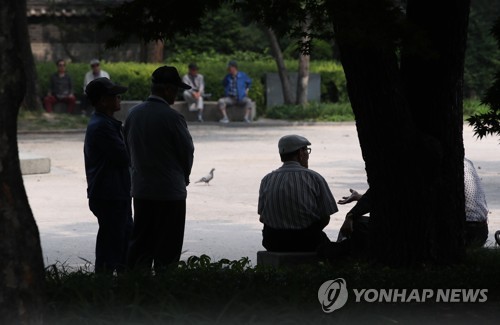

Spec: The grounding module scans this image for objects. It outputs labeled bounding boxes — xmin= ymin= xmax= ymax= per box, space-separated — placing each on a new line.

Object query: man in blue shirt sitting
xmin=84 ymin=78 xmax=132 ymax=274
xmin=218 ymin=60 xmax=253 ymax=123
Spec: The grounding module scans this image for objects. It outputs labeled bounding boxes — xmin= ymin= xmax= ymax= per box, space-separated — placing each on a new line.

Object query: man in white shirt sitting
xmin=182 ymin=63 xmax=205 ymax=122
xmin=82 ymin=59 xmax=110 ymax=115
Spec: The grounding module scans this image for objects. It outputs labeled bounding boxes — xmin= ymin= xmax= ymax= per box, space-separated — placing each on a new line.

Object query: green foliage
xmin=266 ymin=102 xmax=354 ymax=122
xmin=283 ymin=39 xmax=335 ymax=61
xmin=468 ymin=12 xmax=500 ymax=139
xmin=18 ymin=110 xmax=89 ymax=131
xmin=36 ymin=57 xmax=348 ymax=117
xmin=43 ymin=249 xmax=500 ymax=322
xmin=167 ymin=3 xmax=268 ymax=56
xmin=464 ymin=0 xmax=500 ymax=98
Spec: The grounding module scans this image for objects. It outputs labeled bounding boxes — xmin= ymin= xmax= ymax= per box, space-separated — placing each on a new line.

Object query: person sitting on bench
xmin=258 ymin=135 xmax=338 ymax=252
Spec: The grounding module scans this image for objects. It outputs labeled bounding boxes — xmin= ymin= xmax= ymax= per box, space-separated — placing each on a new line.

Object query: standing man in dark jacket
xmin=84 ymin=78 xmax=132 ymax=274
xmin=125 ymin=66 xmax=194 ymax=272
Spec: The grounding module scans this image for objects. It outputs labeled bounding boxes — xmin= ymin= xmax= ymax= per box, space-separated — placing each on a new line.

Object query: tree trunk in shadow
xmin=327 ymin=0 xmax=469 ymax=265
xmin=0 ymin=0 xmax=45 ymax=323
xmin=297 ymin=52 xmax=310 ymax=105
xmin=147 ymin=41 xmax=165 ymax=63
xmin=19 ymin=0 xmax=42 ymax=111
xmin=266 ymin=27 xmax=294 ymax=104
xmin=296 ymin=23 xmax=310 ymax=106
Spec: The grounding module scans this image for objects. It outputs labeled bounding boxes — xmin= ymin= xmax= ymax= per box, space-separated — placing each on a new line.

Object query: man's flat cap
xmin=152 ymin=66 xmax=191 ymax=89
xmin=278 ymin=135 xmax=311 ymax=154
xmin=85 ymin=77 xmax=127 ymax=102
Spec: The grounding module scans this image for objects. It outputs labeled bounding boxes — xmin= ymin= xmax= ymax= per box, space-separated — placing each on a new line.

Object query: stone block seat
xmin=52 ymin=101 xmax=82 ymax=114
xmin=113 ymin=100 xmax=256 ymax=123
xmin=257 ymin=251 xmax=319 ymax=267
xmin=19 ymin=152 xmax=51 ymax=175
xmin=171 ymin=101 xmax=256 ymax=122
xmin=50 ymin=100 xmax=256 ymax=123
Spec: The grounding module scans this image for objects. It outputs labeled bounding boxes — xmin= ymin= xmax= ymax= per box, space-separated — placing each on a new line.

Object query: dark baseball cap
xmin=227 ymin=60 xmax=238 ymax=68
xmin=152 ymin=66 xmax=191 ymax=89
xmin=188 ymin=63 xmax=199 ymax=70
xmin=85 ymin=77 xmax=127 ymax=102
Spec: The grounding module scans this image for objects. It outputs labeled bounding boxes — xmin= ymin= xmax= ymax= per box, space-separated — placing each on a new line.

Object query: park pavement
xmin=18 ymin=121 xmax=500 ymax=268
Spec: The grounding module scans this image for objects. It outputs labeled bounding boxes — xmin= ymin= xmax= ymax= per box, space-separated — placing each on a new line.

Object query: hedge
xmin=36 ymin=58 xmax=347 ymax=116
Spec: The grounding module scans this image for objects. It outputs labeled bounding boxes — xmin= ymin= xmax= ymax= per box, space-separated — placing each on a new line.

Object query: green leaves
xmin=468 ymin=16 xmax=500 ymax=140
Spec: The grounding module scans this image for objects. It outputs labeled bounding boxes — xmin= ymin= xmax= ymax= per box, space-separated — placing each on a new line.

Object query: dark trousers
xmin=127 ymin=198 xmax=186 ymax=272
xmin=43 ymin=94 xmax=76 ymax=113
xmin=317 ymin=216 xmax=371 ymax=261
xmin=89 ymin=198 xmax=133 ymax=273
xmin=262 ymin=222 xmax=330 ymax=252
xmin=465 ymin=221 xmax=488 ymax=247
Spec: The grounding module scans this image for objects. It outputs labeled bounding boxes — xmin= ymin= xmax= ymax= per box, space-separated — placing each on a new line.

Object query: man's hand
xmin=337 ymin=189 xmax=362 ymax=204
xmin=193 ymin=91 xmax=200 ymax=100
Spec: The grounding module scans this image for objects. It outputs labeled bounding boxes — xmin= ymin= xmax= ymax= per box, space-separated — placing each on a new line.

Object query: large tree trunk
xmin=266 ymin=28 xmax=294 ymax=104
xmin=401 ymin=0 xmax=469 ymax=262
xmin=327 ymin=0 xmax=469 ymax=265
xmin=0 ymin=0 xmax=45 ymax=323
xmin=19 ymin=5 xmax=42 ymax=111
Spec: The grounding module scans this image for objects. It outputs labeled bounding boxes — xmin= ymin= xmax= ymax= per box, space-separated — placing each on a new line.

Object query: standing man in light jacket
xmin=124 ymin=66 xmax=194 ymax=272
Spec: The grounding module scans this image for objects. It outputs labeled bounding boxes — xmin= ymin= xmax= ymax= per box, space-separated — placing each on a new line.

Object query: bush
xmin=266 ymin=102 xmax=354 ymax=121
xmin=36 ymin=55 xmax=348 ymax=117
xmin=42 ymin=249 xmax=500 ymax=323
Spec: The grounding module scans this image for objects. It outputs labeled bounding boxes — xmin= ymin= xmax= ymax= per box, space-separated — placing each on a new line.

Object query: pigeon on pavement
xmin=195 ymin=168 xmax=215 ymax=185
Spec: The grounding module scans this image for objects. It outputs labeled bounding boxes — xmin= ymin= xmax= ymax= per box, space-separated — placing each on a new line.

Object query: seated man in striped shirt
xmin=258 ymin=135 xmax=339 ymax=252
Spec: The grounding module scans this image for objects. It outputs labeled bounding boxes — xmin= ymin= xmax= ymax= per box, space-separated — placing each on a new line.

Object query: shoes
xmin=219 ymin=116 xmax=229 ymax=123
xmin=198 ymin=115 xmax=204 ymax=122
xmin=244 ymin=117 xmax=252 ymax=123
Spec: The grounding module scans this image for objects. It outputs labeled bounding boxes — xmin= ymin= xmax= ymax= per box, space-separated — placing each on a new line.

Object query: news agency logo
xmin=318 ymin=279 xmax=488 ymax=313
xmin=317 ymin=278 xmax=349 ymax=313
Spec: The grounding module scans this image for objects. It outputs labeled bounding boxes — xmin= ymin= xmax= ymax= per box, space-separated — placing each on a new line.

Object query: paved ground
xmin=18 ymin=122 xmax=500 ymax=268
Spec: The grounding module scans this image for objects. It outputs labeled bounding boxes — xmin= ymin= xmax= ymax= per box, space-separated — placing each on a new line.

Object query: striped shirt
xmin=258 ymin=161 xmax=338 ymax=229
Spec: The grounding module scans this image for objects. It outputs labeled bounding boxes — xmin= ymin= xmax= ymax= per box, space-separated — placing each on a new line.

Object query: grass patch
xmin=265 ymin=99 xmax=485 ymax=123
xmin=18 ymin=110 xmax=89 ymax=132
xmin=463 ymin=98 xmax=490 ymax=119
xmin=265 ymin=102 xmax=355 ymax=122
xmin=43 ymin=249 xmax=500 ymax=323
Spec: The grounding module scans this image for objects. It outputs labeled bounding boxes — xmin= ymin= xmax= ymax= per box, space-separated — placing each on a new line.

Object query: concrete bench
xmin=19 ymin=153 xmax=51 ymax=175
xmin=257 ymin=251 xmax=319 ymax=267
xmin=113 ymin=100 xmax=256 ymax=123
xmin=53 ymin=101 xmax=82 ymax=114
xmin=52 ymin=99 xmax=257 ymax=123
xmin=171 ymin=101 xmax=256 ymax=122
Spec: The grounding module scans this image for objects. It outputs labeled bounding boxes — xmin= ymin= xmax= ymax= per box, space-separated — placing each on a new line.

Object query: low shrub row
xmin=42 ymin=249 xmax=500 ymax=323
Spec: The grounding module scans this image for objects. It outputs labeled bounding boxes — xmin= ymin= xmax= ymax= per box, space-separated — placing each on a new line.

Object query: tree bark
xmin=296 ymin=23 xmax=310 ymax=106
xmin=18 ymin=4 xmax=42 ymax=111
xmin=147 ymin=40 xmax=165 ymax=63
xmin=327 ymin=0 xmax=469 ymax=265
xmin=401 ymin=0 xmax=469 ymax=262
xmin=0 ymin=0 xmax=45 ymax=323
xmin=266 ymin=28 xmax=294 ymax=104
xmin=296 ymin=52 xmax=310 ymax=105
